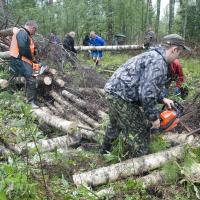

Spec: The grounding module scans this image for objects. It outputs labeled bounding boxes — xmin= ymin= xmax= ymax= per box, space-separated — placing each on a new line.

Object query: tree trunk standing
xmin=146 ymin=0 xmax=149 ymax=29
xmin=148 ymin=0 xmax=153 ymax=28
xmin=105 ymin=0 xmax=114 ymax=44
xmin=182 ymin=0 xmax=188 ymax=38
xmin=155 ymin=0 xmax=161 ymax=35
xmin=168 ymin=0 xmax=175 ymax=34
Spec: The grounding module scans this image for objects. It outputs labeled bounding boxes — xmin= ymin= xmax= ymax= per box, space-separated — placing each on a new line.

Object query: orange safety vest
xmin=9 ymin=27 xmax=35 ymax=67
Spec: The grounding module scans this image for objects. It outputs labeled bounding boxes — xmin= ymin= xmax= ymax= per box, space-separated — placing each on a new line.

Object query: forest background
xmin=1 ymin=0 xmax=200 ymax=45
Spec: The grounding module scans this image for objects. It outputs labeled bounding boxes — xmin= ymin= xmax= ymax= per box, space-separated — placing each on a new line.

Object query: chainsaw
xmin=151 ymin=101 xmax=184 ymax=133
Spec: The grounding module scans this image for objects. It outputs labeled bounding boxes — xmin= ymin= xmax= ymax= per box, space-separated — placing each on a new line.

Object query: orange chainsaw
xmin=151 ymin=101 xmax=184 ymax=133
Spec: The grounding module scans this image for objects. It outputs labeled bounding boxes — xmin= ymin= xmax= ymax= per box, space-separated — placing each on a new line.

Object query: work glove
xmin=174 ymin=87 xmax=181 ymax=95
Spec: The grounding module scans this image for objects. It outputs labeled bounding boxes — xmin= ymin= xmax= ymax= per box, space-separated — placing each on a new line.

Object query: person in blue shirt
xmin=89 ymin=31 xmax=105 ymax=66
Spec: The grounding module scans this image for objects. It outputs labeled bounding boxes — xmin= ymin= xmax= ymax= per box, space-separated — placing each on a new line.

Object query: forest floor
xmin=1 ymin=52 xmax=200 ymax=200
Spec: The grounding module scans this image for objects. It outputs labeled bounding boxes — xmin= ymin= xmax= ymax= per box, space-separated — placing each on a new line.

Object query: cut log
xmin=54 ymin=78 xmax=65 ymax=87
xmin=50 ymin=91 xmax=100 ymax=128
xmin=72 ymin=140 xmax=200 ymax=187
xmin=38 ymin=76 xmax=52 ymax=86
xmin=74 ymin=45 xmax=143 ymax=51
xmin=0 ymin=28 xmax=13 ymax=37
xmin=53 ymin=101 xmax=65 ymax=115
xmin=62 ymin=90 xmax=107 ymax=119
xmin=14 ymin=76 xmax=52 ymax=86
xmin=17 ymin=134 xmax=81 ymax=153
xmin=0 ymin=79 xmax=9 ymax=89
xmin=48 ymin=68 xmax=58 ymax=75
xmin=0 ymin=51 xmax=10 ymax=59
xmin=46 ymin=102 xmax=60 ymax=115
xmin=32 ymin=108 xmax=77 ymax=134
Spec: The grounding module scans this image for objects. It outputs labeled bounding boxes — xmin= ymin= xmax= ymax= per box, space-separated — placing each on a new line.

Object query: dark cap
xmin=162 ymin=34 xmax=190 ymax=51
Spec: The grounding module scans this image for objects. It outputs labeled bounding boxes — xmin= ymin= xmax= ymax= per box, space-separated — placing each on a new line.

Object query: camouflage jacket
xmin=104 ymin=47 xmax=171 ymax=121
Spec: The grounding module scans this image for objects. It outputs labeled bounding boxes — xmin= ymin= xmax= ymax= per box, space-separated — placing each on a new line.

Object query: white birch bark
xmin=32 ymin=108 xmax=77 ymax=134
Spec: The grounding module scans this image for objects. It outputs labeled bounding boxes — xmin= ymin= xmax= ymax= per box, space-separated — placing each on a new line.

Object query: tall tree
xmin=155 ymin=0 xmax=161 ymax=34
xmin=168 ymin=0 xmax=175 ymax=33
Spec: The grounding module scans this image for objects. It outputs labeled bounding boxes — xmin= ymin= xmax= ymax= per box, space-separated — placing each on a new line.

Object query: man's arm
xmin=16 ymin=30 xmax=33 ymax=60
xmin=139 ymin=59 xmax=171 ymax=122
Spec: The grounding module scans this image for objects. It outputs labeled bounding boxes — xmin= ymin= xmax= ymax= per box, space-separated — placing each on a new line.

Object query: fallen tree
xmin=75 ymin=45 xmax=143 ymax=51
xmin=32 ymin=108 xmax=77 ymax=134
xmin=17 ymin=133 xmax=81 ymax=153
xmin=72 ymin=138 xmax=200 ymax=187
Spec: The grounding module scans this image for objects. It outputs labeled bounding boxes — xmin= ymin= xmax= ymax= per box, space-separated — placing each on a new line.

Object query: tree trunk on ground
xmin=32 ymin=108 xmax=77 ymax=134
xmin=17 ymin=134 xmax=81 ymax=153
xmin=54 ymin=78 xmax=65 ymax=87
xmin=75 ymin=45 xmax=143 ymax=51
xmin=0 ymin=51 xmax=10 ymax=58
xmin=62 ymin=90 xmax=107 ymax=119
xmin=50 ymin=91 xmax=100 ymax=128
xmin=162 ymin=132 xmax=195 ymax=145
xmin=0 ymin=79 xmax=9 ymax=89
xmin=72 ymin=141 xmax=199 ymax=187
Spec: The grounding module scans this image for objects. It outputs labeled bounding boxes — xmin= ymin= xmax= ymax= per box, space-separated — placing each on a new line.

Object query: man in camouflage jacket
xmin=102 ymin=34 xmax=190 ymax=156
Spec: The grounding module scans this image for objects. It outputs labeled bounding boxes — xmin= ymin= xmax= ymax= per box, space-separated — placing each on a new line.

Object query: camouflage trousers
xmin=102 ymin=94 xmax=150 ymax=157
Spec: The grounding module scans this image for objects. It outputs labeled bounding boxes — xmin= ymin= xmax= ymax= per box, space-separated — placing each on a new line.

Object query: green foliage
xmin=162 ymin=161 xmax=180 ymax=184
xmin=103 ymin=134 xmax=127 ymax=163
xmin=149 ymin=135 xmax=170 ymax=153
xmin=0 ymin=162 xmax=39 ymax=200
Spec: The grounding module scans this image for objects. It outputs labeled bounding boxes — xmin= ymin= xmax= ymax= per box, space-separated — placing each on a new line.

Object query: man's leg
xmin=118 ymin=102 xmax=150 ymax=157
xmin=101 ymin=95 xmax=122 ymax=153
xmin=18 ymin=60 xmax=38 ymax=108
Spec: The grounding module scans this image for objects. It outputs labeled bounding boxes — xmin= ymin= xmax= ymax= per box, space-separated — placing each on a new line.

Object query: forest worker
xmin=101 ymin=34 xmax=190 ymax=156
xmin=89 ymin=31 xmax=105 ymax=66
xmin=63 ymin=31 xmax=77 ymax=54
xmin=9 ymin=20 xmax=40 ymax=109
xmin=143 ymin=27 xmax=157 ymax=50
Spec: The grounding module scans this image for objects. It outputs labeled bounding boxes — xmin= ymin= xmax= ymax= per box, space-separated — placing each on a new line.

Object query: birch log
xmin=32 ymin=108 xmax=77 ymax=134
xmin=0 ymin=79 xmax=9 ymax=89
xmin=75 ymin=45 xmax=143 ymax=51
xmin=17 ymin=134 xmax=81 ymax=153
xmin=162 ymin=132 xmax=195 ymax=144
xmin=50 ymin=91 xmax=100 ymax=128
xmin=62 ymin=90 xmax=107 ymax=119
xmin=0 ymin=51 xmax=10 ymax=59
xmin=72 ymin=141 xmax=200 ymax=187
